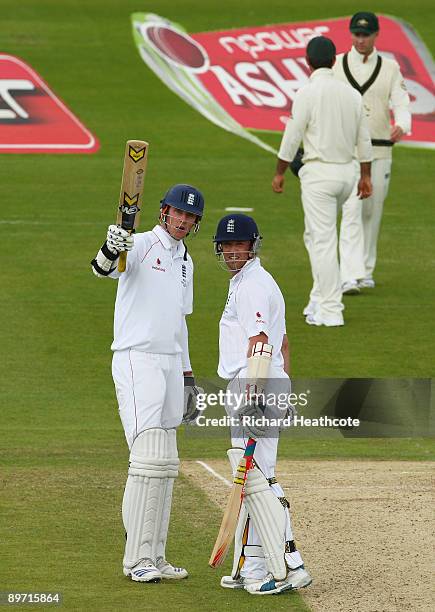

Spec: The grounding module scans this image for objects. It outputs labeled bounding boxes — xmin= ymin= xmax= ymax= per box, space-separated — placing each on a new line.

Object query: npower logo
xmin=132 ymin=13 xmax=435 ymax=152
xmin=0 ymin=55 xmax=99 ymax=154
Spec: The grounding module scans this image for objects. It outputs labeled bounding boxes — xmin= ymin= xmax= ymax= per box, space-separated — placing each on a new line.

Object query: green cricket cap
xmin=349 ymin=12 xmax=379 ymax=34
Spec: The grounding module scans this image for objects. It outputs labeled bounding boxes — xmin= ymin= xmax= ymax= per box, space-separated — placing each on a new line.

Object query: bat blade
xmin=209 ymin=438 xmax=256 ymax=568
xmin=116 ymin=140 xmax=149 ymax=272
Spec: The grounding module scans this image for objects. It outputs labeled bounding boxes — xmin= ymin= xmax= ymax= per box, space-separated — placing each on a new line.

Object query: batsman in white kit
xmin=91 ymin=184 xmax=205 ymax=583
xmin=213 ymin=214 xmax=312 ymax=595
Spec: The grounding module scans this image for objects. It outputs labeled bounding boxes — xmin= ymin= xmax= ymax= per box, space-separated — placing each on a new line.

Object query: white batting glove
xmin=106 ymin=224 xmax=134 ymax=254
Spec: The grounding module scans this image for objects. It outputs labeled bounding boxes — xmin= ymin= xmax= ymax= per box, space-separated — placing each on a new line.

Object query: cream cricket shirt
xmin=218 ymin=258 xmax=286 ymax=380
xmin=278 ymin=68 xmax=372 ymax=164
xmin=334 ymin=46 xmax=411 ymax=160
xmin=110 ymin=225 xmax=193 ymax=353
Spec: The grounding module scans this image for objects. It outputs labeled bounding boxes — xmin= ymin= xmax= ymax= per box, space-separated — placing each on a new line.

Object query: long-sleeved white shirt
xmin=109 ymin=225 xmax=193 ymax=362
xmin=334 ymin=46 xmax=411 ymax=159
xmin=278 ymin=68 xmax=372 ymax=165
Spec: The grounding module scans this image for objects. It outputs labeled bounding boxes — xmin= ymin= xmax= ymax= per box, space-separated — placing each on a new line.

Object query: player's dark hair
xmin=308 ymin=57 xmax=335 ymax=69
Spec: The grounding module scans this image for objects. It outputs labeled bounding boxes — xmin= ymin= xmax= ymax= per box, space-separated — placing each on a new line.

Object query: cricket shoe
xmin=302 ymin=300 xmax=318 ymax=317
xmin=305 ymin=313 xmax=344 ymax=327
xmin=156 ymin=556 xmax=188 ymax=580
xmin=342 ymin=280 xmax=360 ymax=295
xmin=123 ymin=559 xmax=161 ymax=583
xmin=358 ymin=277 xmax=375 ymax=289
xmin=245 ymin=566 xmax=312 ymax=595
xmin=220 ymin=575 xmax=265 ymax=589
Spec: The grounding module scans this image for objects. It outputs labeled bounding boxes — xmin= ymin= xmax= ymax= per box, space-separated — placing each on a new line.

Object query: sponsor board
xmin=132 ymin=13 xmax=435 ymax=151
xmin=0 ymin=55 xmax=99 ymax=153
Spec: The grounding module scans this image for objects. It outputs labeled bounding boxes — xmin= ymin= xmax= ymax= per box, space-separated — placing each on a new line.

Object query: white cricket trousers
xmin=340 ymin=158 xmax=392 ymax=281
xmin=301 ymin=160 xmax=356 ymax=321
xmin=112 ymin=349 xmax=183 ymax=449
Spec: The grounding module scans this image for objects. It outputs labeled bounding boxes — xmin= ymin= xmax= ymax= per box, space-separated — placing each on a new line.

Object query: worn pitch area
xmin=182 ymin=460 xmax=434 ymax=612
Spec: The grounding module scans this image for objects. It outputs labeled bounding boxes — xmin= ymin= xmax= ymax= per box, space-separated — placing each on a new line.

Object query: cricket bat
xmin=116 ymin=140 xmax=149 ymax=272
xmin=208 ymin=342 xmax=273 ymax=569
xmin=208 ymin=437 xmax=256 ymax=568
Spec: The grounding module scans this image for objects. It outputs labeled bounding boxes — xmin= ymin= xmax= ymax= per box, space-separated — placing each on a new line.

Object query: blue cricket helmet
xmin=213 ymin=214 xmax=260 ymax=243
xmin=160 ymin=184 xmax=204 ymax=217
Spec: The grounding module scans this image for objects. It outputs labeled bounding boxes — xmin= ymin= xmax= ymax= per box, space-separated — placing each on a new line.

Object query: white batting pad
xmin=153 ymin=428 xmax=179 ymax=561
xmin=122 ymin=428 xmax=176 ymax=570
xmin=243 ymin=466 xmax=287 ymax=580
xmin=227 ymin=448 xmax=265 ymax=579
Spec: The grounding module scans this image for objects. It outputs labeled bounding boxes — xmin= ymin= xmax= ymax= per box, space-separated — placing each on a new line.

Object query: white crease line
xmin=196 ymin=460 xmax=232 ymax=488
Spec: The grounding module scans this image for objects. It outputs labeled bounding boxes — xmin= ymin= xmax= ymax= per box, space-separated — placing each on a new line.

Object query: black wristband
xmin=102 ymin=241 xmax=119 ymax=261
xmin=184 ymin=376 xmax=195 ymax=387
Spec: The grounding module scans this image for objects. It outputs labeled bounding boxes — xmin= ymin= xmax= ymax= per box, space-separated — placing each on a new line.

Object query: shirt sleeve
xmin=390 ymin=61 xmax=412 ymax=134
xmin=356 ymin=97 xmax=373 ymax=162
xmin=180 ymin=316 xmax=192 ymax=372
xmin=182 ymin=258 xmax=194 ymax=315
xmin=235 ymin=280 xmax=271 ymax=339
xmin=277 ymin=89 xmax=310 ymax=162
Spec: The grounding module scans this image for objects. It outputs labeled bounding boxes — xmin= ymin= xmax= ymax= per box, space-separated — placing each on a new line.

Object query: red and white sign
xmin=133 ymin=13 xmax=435 ymax=150
xmin=0 ymin=55 xmax=99 ymax=154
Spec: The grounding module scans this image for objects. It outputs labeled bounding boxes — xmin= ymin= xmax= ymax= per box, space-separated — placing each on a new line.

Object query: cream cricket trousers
xmin=340 ymin=158 xmax=392 ymax=282
xmin=301 ymin=161 xmax=356 ymax=321
xmin=112 ymin=349 xmax=184 ymax=449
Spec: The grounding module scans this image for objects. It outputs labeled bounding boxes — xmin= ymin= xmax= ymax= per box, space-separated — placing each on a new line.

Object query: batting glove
xmin=183 ymin=376 xmax=205 ymax=425
xmin=107 ymin=224 xmax=134 ymax=254
xmin=239 ymin=401 xmax=268 ymax=439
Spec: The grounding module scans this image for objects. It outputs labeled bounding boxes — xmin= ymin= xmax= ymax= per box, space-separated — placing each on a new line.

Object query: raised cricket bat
xmin=208 ymin=437 xmax=256 ymax=568
xmin=116 ymin=140 xmax=149 ymax=272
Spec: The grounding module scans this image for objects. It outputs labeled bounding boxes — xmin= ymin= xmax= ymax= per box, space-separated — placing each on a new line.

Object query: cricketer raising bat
xmin=209 ymin=342 xmax=273 ymax=568
xmin=116 ymin=140 xmax=149 ymax=272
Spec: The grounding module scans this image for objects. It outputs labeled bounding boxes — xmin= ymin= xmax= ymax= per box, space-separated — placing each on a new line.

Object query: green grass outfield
xmin=0 ymin=1 xmax=434 ymax=610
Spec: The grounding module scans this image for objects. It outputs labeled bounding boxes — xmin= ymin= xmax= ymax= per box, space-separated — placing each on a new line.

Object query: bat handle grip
xmin=118 ymin=251 xmax=127 ymax=272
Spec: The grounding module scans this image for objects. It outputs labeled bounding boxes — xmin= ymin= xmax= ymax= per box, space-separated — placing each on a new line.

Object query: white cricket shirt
xmin=334 ymin=47 xmax=411 ymax=160
xmin=110 ymin=225 xmax=193 ymax=353
xmin=218 ymin=258 xmax=286 ymax=379
xmin=278 ymin=67 xmax=372 ymax=164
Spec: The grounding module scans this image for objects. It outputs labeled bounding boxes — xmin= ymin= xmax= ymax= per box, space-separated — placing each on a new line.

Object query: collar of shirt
xmin=350 ymin=44 xmax=378 ymax=66
xmin=152 ymin=224 xmax=185 ymax=258
xmin=229 ymin=257 xmax=261 ymax=288
xmin=309 ymin=67 xmax=334 ymax=80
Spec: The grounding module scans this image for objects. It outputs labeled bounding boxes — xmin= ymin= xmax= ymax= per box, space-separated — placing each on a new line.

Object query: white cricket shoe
xmin=156 ymin=556 xmax=188 ymax=580
xmin=302 ymin=300 xmax=318 ymax=317
xmin=220 ymin=575 xmax=265 ymax=589
xmin=358 ymin=277 xmax=375 ymax=289
xmin=123 ymin=559 xmax=161 ymax=583
xmin=245 ymin=566 xmax=312 ymax=595
xmin=305 ymin=313 xmax=344 ymax=327
xmin=342 ymin=280 xmax=360 ymax=295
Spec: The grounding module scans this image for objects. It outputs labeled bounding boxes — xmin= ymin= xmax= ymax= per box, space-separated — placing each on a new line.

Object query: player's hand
xmin=182 ymin=376 xmax=205 ymax=425
xmin=106 ymin=224 xmax=134 ymax=254
xmin=390 ymin=125 xmax=404 ymax=143
xmin=272 ymin=174 xmax=285 ymax=193
xmin=357 ymin=176 xmax=373 ymax=199
xmin=239 ymin=401 xmax=268 ymax=438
